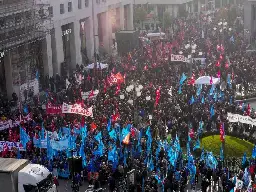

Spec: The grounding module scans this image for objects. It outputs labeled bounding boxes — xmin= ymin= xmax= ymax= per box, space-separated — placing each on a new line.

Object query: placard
xmin=171 ymin=54 xmax=185 ymax=62
xmin=46 ymin=102 xmax=62 ymax=115
xmin=0 ymin=141 xmax=25 ymax=151
xmin=62 ymin=103 xmax=93 ymax=117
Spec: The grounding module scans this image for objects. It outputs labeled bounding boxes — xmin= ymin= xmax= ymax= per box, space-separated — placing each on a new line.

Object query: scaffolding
xmin=0 ymin=0 xmax=52 ymax=92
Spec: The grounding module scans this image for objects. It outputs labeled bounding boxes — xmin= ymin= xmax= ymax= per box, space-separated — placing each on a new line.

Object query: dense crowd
xmin=1 ymin=5 xmax=256 ymax=192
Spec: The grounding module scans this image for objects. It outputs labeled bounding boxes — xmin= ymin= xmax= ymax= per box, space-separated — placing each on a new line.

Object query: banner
xmin=20 ymin=79 xmax=39 ymax=102
xmin=81 ymin=90 xmax=99 ymax=100
xmin=62 ymin=103 xmax=93 ymax=117
xmin=171 ymin=54 xmax=186 ymax=62
xmin=46 ymin=102 xmax=62 ymax=115
xmin=0 ymin=120 xmax=20 ymax=131
xmin=0 ymin=141 xmax=25 ymax=151
xmin=227 ymin=113 xmax=256 ymax=126
xmin=51 ymin=138 xmax=69 ymax=151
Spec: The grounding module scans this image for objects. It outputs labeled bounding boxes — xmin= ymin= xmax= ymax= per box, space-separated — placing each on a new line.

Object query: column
xmin=42 ymin=34 xmax=53 ymax=77
xmin=191 ymin=2 xmax=194 ymax=13
xmin=51 ymin=24 xmax=64 ymax=75
xmin=85 ymin=17 xmax=94 ymax=60
xmin=127 ymin=4 xmax=134 ymax=30
xmin=4 ymin=51 xmax=14 ymax=99
xmin=198 ymin=0 xmax=201 ymax=13
xmin=103 ymin=11 xmax=112 ymax=53
xmin=120 ymin=5 xmax=125 ymax=30
xmin=70 ymin=21 xmax=82 ymax=70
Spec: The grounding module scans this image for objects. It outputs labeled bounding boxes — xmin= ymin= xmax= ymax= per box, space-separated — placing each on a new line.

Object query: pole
xmin=92 ymin=0 xmax=97 ymax=69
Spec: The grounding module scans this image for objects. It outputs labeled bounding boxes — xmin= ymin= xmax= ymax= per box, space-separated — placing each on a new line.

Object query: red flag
xmin=217 ymin=70 xmax=221 ymax=78
xmin=189 ymin=129 xmax=194 ymax=139
xmin=188 ymin=74 xmax=195 ymax=85
xmin=210 ymin=76 xmax=213 ymax=85
xmin=247 ymin=104 xmax=251 ymax=116
xmin=216 ymin=61 xmax=220 ymax=67
xmin=154 ymin=87 xmax=161 ymax=107
xmin=88 ymin=90 xmax=94 ymax=99
xmin=90 ymin=122 xmax=97 ymax=131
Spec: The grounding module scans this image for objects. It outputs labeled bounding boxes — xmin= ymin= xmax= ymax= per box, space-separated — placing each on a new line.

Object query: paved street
xmin=57 ymin=178 xmax=222 ymax=192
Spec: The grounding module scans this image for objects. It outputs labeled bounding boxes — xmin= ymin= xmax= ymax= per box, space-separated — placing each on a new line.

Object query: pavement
xmin=57 ymin=178 xmax=222 ymax=192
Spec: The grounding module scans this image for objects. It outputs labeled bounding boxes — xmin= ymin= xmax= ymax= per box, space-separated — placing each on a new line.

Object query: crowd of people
xmin=1 ymin=4 xmax=256 ymax=192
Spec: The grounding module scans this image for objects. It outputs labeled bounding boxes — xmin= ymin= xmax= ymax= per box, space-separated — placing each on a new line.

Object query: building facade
xmin=244 ymin=0 xmax=256 ymax=42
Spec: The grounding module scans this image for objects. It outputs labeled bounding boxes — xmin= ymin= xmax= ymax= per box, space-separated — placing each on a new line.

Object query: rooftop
xmin=0 ymin=158 xmax=29 ymax=173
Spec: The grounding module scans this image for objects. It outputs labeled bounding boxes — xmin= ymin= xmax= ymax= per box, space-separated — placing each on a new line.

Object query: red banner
xmin=46 ymin=102 xmax=62 ymax=115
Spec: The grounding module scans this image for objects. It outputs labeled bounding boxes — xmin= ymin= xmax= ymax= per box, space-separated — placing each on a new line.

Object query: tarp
xmin=195 ymin=76 xmax=220 ymax=85
xmin=85 ymin=63 xmax=108 ymax=69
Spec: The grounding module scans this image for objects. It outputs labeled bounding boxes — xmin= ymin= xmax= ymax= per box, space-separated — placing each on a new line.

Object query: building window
xmin=68 ymin=2 xmax=72 ymax=12
xmin=96 ymin=0 xmax=100 ymax=4
xmin=60 ymin=4 xmax=65 ymax=14
xmin=85 ymin=0 xmax=89 ymax=7
xmin=78 ymin=0 xmax=81 ymax=9
xmin=48 ymin=6 xmax=53 ymax=17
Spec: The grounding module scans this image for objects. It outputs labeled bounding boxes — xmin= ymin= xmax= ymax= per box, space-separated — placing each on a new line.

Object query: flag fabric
xmin=179 ymin=73 xmax=187 ymax=85
xmin=193 ymin=138 xmax=200 ymax=151
xmin=219 ymin=123 xmax=225 ymax=142
xmin=94 ymin=132 xmax=102 ymax=143
xmin=209 ymin=84 xmax=215 ymax=95
xmin=107 ymin=118 xmax=111 ymax=132
xmin=109 ymin=129 xmax=117 ymax=140
xmin=123 ymin=133 xmax=130 ymax=145
xmin=23 ymin=105 xmax=29 ymax=114
xmin=36 ymin=70 xmax=39 ymax=80
xmin=178 ymin=86 xmax=182 ymax=94
xmin=200 ymin=149 xmax=205 ymax=162
xmin=201 ymin=96 xmax=205 ymax=104
xmin=206 ymin=152 xmax=218 ymax=169
xmin=210 ymin=105 xmax=215 ymax=118
xmin=242 ymin=152 xmax=247 ymax=166
xmin=243 ymin=168 xmax=250 ymax=186
xmin=20 ymin=126 xmax=30 ymax=149
xmin=252 ymin=145 xmax=256 ymax=158
xmin=47 ymin=132 xmax=53 ymax=160
xmin=196 ymin=85 xmax=202 ymax=96
xmin=189 ymin=96 xmax=195 ymax=105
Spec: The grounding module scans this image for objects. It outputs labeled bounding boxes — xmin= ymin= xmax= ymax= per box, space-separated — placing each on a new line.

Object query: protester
xmin=0 ymin=4 xmax=256 ymax=192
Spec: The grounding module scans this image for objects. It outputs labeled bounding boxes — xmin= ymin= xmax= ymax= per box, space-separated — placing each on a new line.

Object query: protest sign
xmin=81 ymin=90 xmax=99 ymax=100
xmin=62 ymin=103 xmax=93 ymax=117
xmin=227 ymin=113 xmax=256 ymax=126
xmin=0 ymin=141 xmax=25 ymax=151
xmin=46 ymin=102 xmax=62 ymax=115
xmin=171 ymin=54 xmax=186 ymax=62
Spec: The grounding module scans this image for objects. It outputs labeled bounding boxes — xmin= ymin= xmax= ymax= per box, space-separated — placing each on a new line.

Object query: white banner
xmin=81 ymin=90 xmax=99 ymax=100
xmin=171 ymin=54 xmax=186 ymax=62
xmin=62 ymin=103 xmax=93 ymax=117
xmin=227 ymin=113 xmax=256 ymax=126
xmin=0 ymin=141 xmax=25 ymax=151
xmin=20 ymin=79 xmax=39 ymax=102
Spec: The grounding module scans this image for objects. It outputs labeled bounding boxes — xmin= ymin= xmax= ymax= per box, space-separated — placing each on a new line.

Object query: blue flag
xmin=210 ymin=105 xmax=215 ymax=118
xmin=20 ymin=127 xmax=30 ymax=149
xmin=107 ymin=118 xmax=111 ymax=132
xmin=209 ymin=84 xmax=215 ymax=95
xmin=178 ymin=86 xmax=182 ymax=94
xmin=94 ymin=132 xmax=102 ymax=143
xmin=36 ymin=70 xmax=39 ymax=80
xmin=109 ymin=129 xmax=117 ymax=140
xmin=47 ymin=132 xmax=53 ymax=160
xmin=206 ymin=152 xmax=217 ymax=169
xmin=201 ymin=96 xmax=205 ymax=104
xmin=242 ymin=152 xmax=247 ymax=166
xmin=179 ymin=73 xmax=187 ymax=85
xmin=196 ymin=85 xmax=202 ymax=96
xmin=193 ymin=138 xmax=200 ymax=151
xmin=252 ymin=145 xmax=256 ymax=158
xmin=189 ymin=95 xmax=195 ymax=105
xmin=41 ymin=123 xmax=45 ymax=140
xmin=200 ymin=149 xmax=205 ymax=162
xmin=23 ymin=105 xmax=29 ymax=114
